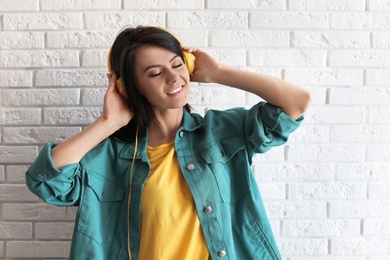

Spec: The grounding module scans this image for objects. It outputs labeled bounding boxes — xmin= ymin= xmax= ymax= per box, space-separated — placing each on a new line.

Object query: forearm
xmin=50 ymin=117 xmax=119 ymax=169
xmin=212 ymin=66 xmax=312 ymax=120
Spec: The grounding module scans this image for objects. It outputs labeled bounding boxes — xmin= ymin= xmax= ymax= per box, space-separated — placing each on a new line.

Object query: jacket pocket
xmin=200 ymin=136 xmax=250 ymax=204
xmin=77 ymin=171 xmax=125 ymax=244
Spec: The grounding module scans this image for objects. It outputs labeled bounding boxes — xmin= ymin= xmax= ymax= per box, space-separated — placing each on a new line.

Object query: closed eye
xmin=173 ymin=63 xmax=184 ymax=69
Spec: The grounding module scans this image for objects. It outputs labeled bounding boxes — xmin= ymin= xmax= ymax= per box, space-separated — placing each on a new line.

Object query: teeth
xmin=168 ymin=86 xmax=182 ymax=95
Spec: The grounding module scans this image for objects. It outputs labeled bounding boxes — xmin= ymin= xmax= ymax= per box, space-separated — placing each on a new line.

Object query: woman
xmin=26 ymin=26 xmax=312 ymax=260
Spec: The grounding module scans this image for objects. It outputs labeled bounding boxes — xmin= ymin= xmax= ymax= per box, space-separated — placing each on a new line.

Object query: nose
xmin=166 ymin=68 xmax=179 ymax=84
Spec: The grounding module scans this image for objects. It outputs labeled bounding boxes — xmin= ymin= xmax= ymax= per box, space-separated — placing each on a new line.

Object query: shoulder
xmin=80 ymin=137 xmax=126 ymax=164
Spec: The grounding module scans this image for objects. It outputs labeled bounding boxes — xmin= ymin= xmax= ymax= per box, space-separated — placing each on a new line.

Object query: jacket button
xmin=218 ymin=250 xmax=226 ymax=257
xmin=203 ymin=205 xmax=212 ymax=213
xmin=187 ymin=164 xmax=195 ymax=171
xmin=179 ymin=131 xmax=184 ymax=138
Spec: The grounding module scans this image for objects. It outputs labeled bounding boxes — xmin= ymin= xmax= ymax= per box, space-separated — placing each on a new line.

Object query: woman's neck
xmin=147 ymin=108 xmax=183 ymax=147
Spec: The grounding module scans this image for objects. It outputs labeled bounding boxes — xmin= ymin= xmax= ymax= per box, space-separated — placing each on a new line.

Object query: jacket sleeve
xmin=245 ymin=101 xmax=304 ymax=156
xmin=25 ymin=142 xmax=82 ymax=206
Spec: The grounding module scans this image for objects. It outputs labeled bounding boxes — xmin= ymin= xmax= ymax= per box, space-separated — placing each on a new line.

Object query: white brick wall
xmin=0 ymin=0 xmax=389 ymax=258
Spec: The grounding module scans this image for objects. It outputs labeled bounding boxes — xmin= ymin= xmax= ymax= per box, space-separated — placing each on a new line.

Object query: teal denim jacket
xmin=26 ymin=102 xmax=303 ymax=260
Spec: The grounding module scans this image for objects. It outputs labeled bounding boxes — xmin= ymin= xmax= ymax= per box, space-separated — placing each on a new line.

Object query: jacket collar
xmin=118 ymin=109 xmax=204 ymax=160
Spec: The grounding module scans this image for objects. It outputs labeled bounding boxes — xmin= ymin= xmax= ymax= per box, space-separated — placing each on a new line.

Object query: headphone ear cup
xmin=108 ymin=46 xmax=128 ymax=99
xmin=183 ymin=51 xmax=195 ymax=74
xmin=116 ymin=79 xmax=128 ymax=99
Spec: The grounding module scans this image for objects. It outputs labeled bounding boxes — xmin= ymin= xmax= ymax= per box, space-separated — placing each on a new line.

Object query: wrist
xmin=95 ymin=116 xmax=123 ymax=135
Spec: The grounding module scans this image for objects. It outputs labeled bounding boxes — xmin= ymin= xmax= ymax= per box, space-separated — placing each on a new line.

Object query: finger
xmin=107 ymin=73 xmax=117 ymax=91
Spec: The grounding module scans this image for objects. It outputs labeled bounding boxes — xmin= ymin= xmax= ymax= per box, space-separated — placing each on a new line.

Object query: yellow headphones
xmin=107 ymin=29 xmax=195 ymax=99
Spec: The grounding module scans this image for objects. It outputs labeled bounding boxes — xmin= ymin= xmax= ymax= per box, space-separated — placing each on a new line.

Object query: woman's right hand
xmin=101 ymin=74 xmax=134 ymax=130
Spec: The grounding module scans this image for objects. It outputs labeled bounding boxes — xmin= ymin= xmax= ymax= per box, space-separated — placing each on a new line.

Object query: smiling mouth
xmin=167 ymin=85 xmax=183 ymax=95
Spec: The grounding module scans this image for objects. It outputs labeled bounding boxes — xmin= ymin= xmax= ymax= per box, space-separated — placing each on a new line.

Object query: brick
xmin=330 ymin=200 xmax=390 ymax=217
xmin=329 ymin=50 xmax=390 ymax=67
xmin=373 ymin=32 xmax=390 ymax=48
xmin=0 ymin=166 xmax=4 ymax=182
xmin=43 ymin=107 xmax=102 ymax=125
xmin=0 ymin=50 xmax=79 ymax=68
xmin=335 ymin=164 xmax=390 ymax=181
xmin=205 ymin=49 xmax=246 ymax=66
xmin=283 ymin=219 xmax=360 ymax=236
xmin=0 ymin=146 xmax=38 ymax=163
xmin=304 ymin=107 xmax=366 ymax=124
xmin=35 ymin=222 xmax=74 ymax=239
xmin=0 ymin=71 xmax=33 ymax=87
xmin=258 ymin=183 xmax=286 ymax=200
xmin=41 ymin=0 xmax=120 ymax=10
xmin=81 ymin=88 xmax=105 ymax=106
xmin=2 ymin=203 xmax=77 ymax=221
xmin=331 ymin=13 xmax=390 ymax=29
xmin=85 ymin=12 xmax=165 ymax=29
xmin=250 ymin=12 xmax=328 ymax=29
xmin=332 ymin=238 xmax=390 ymax=254
xmin=35 ymin=70 xmax=106 ymax=87
xmin=208 ymin=0 xmax=286 ymax=9
xmin=279 ymin=238 xmax=328 ymax=255
xmin=81 ymin=50 xmax=108 ymax=67
xmin=368 ymin=182 xmax=390 ymax=199
xmin=6 ymin=241 xmax=71 ymax=258
xmin=0 ymin=184 xmax=38 ymax=201
xmin=124 ymin=0 xmax=203 ymax=9
xmin=364 ymin=219 xmax=390 ymax=235
xmin=6 ymin=165 xmax=29 ymax=183
xmin=292 ymin=31 xmax=369 ymax=48
xmin=0 ymin=222 xmax=32 ymax=239
xmin=290 ymin=0 xmax=365 ymax=10
xmin=0 ymin=108 xmax=41 ymax=125
xmin=366 ymin=69 xmax=390 ymax=86
xmin=286 ymin=125 xmax=328 ymax=143
xmin=254 ymin=163 xmax=333 ymax=182
xmin=0 ymin=0 xmax=38 ymax=10
xmin=290 ymin=182 xmax=366 ymax=199
xmin=368 ymin=106 xmax=390 ymax=123
xmin=189 ymin=86 xmax=245 ymax=105
xmin=249 ymin=50 xmax=327 ymax=67
xmin=0 ymin=32 xmax=43 ymax=49
xmin=210 ymin=30 xmax=288 ymax=47
xmin=330 ymin=125 xmax=390 ymax=143
xmin=287 ymin=144 xmax=365 ymax=162
xmin=168 ymin=29 xmax=208 ymax=47
xmin=368 ymin=0 xmax=390 ymax=11
xmin=3 ymin=127 xmax=81 ymax=144
xmin=47 ymin=31 xmax=117 ymax=48
xmin=2 ymin=89 xmax=80 ymax=106
xmin=168 ymin=11 xmax=248 ymax=29
xmin=3 ymin=13 xmax=82 ymax=30
xmin=367 ymin=145 xmax=390 ymax=162
xmin=284 ymin=68 xmax=363 ymax=86
xmin=265 ymin=201 xmax=326 ymax=218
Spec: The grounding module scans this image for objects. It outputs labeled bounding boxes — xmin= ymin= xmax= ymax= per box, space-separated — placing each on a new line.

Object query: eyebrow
xmin=143 ymin=54 xmax=181 ymax=73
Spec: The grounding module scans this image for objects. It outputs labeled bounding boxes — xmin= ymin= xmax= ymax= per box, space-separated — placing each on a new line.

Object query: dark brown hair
xmin=109 ymin=26 xmax=191 ymax=141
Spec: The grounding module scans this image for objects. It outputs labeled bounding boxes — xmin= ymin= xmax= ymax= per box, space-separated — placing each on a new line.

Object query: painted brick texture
xmin=1 ymin=0 xmax=389 ymax=259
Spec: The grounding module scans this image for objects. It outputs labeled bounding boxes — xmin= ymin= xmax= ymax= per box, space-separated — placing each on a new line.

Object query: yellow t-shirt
xmin=139 ymin=141 xmax=210 ymax=259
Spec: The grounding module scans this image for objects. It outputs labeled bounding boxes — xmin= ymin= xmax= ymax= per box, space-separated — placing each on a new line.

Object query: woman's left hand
xmin=182 ymin=47 xmax=223 ymax=83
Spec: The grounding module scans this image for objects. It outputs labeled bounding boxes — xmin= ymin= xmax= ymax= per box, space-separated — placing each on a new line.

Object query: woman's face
xmin=134 ymin=44 xmax=190 ymax=113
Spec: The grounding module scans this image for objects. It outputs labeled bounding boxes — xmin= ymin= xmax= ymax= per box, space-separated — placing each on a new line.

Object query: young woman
xmin=26 ymin=26 xmax=312 ymax=260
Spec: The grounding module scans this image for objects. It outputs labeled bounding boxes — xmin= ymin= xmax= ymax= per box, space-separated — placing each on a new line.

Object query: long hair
xmin=108 ymin=26 xmax=191 ymax=141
